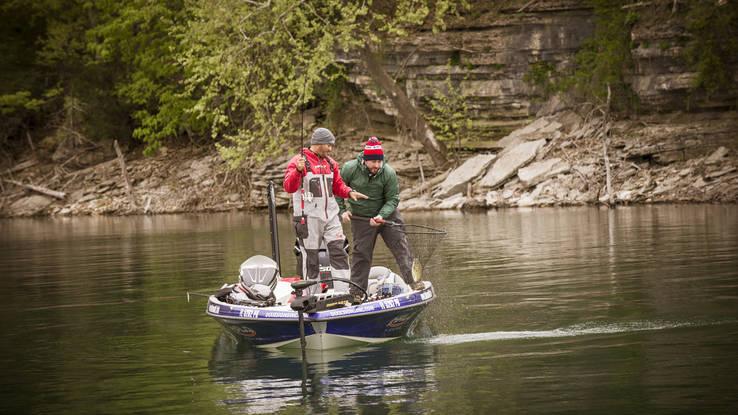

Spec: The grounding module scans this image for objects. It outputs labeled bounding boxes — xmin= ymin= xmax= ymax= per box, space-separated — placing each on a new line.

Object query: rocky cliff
xmin=1 ymin=0 xmax=736 ymax=217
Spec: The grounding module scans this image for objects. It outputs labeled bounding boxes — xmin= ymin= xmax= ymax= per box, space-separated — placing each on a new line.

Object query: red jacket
xmin=283 ymin=148 xmax=352 ymax=198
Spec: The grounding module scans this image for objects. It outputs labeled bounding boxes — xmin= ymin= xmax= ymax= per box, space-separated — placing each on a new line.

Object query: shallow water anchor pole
xmin=290 ymin=279 xmax=317 ymax=381
xmin=295 ymin=288 xmax=309 ymax=390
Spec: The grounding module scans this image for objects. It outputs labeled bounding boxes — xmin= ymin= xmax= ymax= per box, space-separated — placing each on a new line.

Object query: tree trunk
xmin=361 ymin=47 xmax=449 ymax=168
xmin=114 ymin=140 xmax=138 ymax=210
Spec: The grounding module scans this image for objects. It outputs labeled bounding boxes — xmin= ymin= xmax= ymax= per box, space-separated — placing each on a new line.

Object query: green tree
xmin=87 ymin=0 xmax=206 ymax=155
xmin=567 ymin=0 xmax=639 ymax=111
xmin=181 ymin=0 xmax=466 ymax=167
xmin=685 ymin=0 xmax=738 ymax=97
xmin=427 ymin=61 xmax=472 ymax=160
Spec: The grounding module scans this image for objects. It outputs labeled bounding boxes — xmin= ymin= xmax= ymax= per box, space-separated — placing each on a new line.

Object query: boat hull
xmin=207 ymin=282 xmax=435 ymax=349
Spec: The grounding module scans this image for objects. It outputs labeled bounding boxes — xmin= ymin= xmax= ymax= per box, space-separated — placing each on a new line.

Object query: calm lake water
xmin=1 ymin=205 xmax=737 ymax=414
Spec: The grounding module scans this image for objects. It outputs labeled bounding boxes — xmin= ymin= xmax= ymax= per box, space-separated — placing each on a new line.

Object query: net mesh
xmin=399 ymin=223 xmax=447 ymax=271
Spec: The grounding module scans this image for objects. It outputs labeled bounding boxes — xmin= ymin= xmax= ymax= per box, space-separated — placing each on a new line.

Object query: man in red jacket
xmin=284 ymin=127 xmax=367 ymax=294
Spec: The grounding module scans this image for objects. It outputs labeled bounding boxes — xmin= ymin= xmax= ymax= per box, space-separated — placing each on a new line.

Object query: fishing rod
xmin=299 ymin=74 xmax=308 ymax=222
xmin=297 ymin=75 xmax=310 ymax=378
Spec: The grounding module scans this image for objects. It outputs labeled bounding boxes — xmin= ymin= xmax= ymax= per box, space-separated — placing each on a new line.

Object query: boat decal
xmin=238 ymin=326 xmax=257 ymax=337
xmin=420 ymin=290 xmax=432 ymax=301
xmin=386 ymin=313 xmax=413 ymax=328
xmin=208 ymin=304 xmax=220 ymax=314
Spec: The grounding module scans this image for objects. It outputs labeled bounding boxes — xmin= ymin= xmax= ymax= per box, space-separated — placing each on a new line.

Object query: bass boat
xmin=204 ymin=182 xmax=443 ymax=350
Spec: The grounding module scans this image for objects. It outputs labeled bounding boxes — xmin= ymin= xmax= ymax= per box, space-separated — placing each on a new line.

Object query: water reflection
xmin=1 ymin=206 xmax=737 ymax=414
xmin=209 ymin=334 xmax=436 ymax=414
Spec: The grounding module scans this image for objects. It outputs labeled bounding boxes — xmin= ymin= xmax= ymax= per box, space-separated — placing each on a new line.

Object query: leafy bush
xmin=427 ymin=61 xmax=472 ymax=156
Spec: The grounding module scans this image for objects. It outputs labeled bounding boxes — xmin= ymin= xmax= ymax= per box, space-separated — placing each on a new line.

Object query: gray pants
xmin=349 ymin=211 xmax=413 ymax=294
xmin=295 ymin=214 xmax=350 ymax=293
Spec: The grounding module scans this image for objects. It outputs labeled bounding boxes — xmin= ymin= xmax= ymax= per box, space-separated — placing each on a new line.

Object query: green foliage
xmin=523 ymin=61 xmax=559 ymax=98
xmin=427 ymin=62 xmax=472 ymax=156
xmin=685 ymin=1 xmax=738 ymax=96
xmin=182 ymin=0 xmax=467 ymax=166
xmin=87 ymin=0 xmax=206 ymax=155
xmin=565 ymin=0 xmax=639 ymax=111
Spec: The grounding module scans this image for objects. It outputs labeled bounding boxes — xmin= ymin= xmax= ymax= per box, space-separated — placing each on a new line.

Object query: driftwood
xmin=3 ymin=159 xmax=38 ymax=175
xmin=3 ymin=179 xmax=66 ymax=200
xmin=517 ymin=0 xmax=537 ymax=13
xmin=114 ymin=140 xmax=138 ymax=209
xmin=622 ymin=1 xmax=652 ymax=9
xmin=625 ymin=141 xmax=697 ymax=159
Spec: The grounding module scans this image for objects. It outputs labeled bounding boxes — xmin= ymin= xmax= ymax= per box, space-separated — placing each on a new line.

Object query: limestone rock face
xmin=518 ymin=158 xmax=571 ymax=188
xmin=434 ymin=154 xmax=496 ymax=198
xmin=342 ymin=2 xmax=737 ymax=144
xmin=479 ymin=139 xmax=546 ymax=189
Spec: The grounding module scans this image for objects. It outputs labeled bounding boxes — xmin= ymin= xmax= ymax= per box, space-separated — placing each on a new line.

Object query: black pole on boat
xmin=290 ymin=279 xmax=317 ymax=381
xmin=267 ymin=181 xmax=282 ymax=276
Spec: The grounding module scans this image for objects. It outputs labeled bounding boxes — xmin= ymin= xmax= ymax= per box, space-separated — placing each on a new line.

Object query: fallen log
xmin=3 ymin=159 xmax=38 ymax=175
xmin=3 ymin=179 xmax=66 ymax=200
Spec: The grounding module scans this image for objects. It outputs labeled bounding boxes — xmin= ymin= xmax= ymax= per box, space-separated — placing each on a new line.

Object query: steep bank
xmin=1 ymin=108 xmax=735 ymax=218
xmin=2 ymin=1 xmax=737 ymax=217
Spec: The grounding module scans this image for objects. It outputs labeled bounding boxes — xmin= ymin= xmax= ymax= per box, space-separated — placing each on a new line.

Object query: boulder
xmin=497 ymin=117 xmax=550 ymax=149
xmin=479 ymin=139 xmax=546 ymax=189
xmin=518 ymin=158 xmax=571 ymax=188
xmin=434 ymin=154 xmax=496 ymax=198
xmin=399 ymin=196 xmax=436 ymax=211
xmin=705 ymin=146 xmax=729 ymax=165
xmin=435 ymin=193 xmax=467 ymax=210
xmin=497 ymin=118 xmax=563 ymax=152
xmin=484 ymin=190 xmax=503 ymax=207
xmin=10 ymin=195 xmax=53 ymax=216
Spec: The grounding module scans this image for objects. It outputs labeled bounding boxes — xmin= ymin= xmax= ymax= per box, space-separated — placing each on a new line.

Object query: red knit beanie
xmin=363 ymin=136 xmax=384 ymax=161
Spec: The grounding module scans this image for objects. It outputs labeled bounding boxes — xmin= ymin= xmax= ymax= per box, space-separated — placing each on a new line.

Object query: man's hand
xmin=369 ymin=215 xmax=385 ymax=227
xmin=349 ymin=191 xmax=368 ymax=201
xmin=341 ymin=211 xmax=352 ymax=224
xmin=295 ymin=157 xmax=306 ymax=172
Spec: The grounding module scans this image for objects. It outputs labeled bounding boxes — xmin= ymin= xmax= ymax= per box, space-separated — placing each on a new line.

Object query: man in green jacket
xmin=336 ymin=137 xmax=414 ymax=299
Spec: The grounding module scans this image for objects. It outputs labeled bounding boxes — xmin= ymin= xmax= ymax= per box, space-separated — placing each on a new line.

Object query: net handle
xmin=350 ymin=215 xmax=446 ymax=235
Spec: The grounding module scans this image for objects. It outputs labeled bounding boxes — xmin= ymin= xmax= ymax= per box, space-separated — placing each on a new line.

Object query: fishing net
xmin=397 ymin=223 xmax=447 ymax=280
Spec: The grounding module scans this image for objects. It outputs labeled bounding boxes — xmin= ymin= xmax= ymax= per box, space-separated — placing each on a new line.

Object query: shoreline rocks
xmin=1 ymin=111 xmax=737 ymax=218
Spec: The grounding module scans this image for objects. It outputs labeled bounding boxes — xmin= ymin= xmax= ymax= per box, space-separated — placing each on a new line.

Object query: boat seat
xmin=368 ymin=266 xmax=392 ymax=280
xmin=367 ymin=266 xmax=410 ymax=297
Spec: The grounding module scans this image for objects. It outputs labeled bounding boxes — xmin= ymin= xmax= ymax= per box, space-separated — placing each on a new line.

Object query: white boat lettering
xmin=239 ymin=309 xmax=259 ymax=319
xmin=263 ymin=311 xmax=296 ymax=318
xmin=328 ymin=305 xmax=374 ymax=317
xmin=208 ymin=304 xmax=220 ymax=314
xmin=379 ymin=298 xmax=400 ymax=310
xmin=420 ymin=291 xmax=432 ymax=301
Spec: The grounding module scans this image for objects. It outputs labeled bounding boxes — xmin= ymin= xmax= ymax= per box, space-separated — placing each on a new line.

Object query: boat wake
xmin=423 ymin=319 xmax=737 ymax=346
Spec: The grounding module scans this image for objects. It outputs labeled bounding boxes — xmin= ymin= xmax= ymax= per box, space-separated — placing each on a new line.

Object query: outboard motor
xmin=239 ymin=254 xmax=279 ymax=290
xmin=229 ymin=255 xmax=279 ymax=306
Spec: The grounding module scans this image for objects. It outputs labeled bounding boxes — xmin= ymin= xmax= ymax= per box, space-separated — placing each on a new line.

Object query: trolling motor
xmin=290 ymin=278 xmax=368 ymax=313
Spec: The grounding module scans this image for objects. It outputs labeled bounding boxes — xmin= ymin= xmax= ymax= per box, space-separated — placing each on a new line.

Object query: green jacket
xmin=336 ymin=154 xmax=399 ymax=219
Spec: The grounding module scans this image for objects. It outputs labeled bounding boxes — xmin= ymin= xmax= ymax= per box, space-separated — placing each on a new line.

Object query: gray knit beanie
xmin=311 ymin=128 xmax=336 ymax=145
